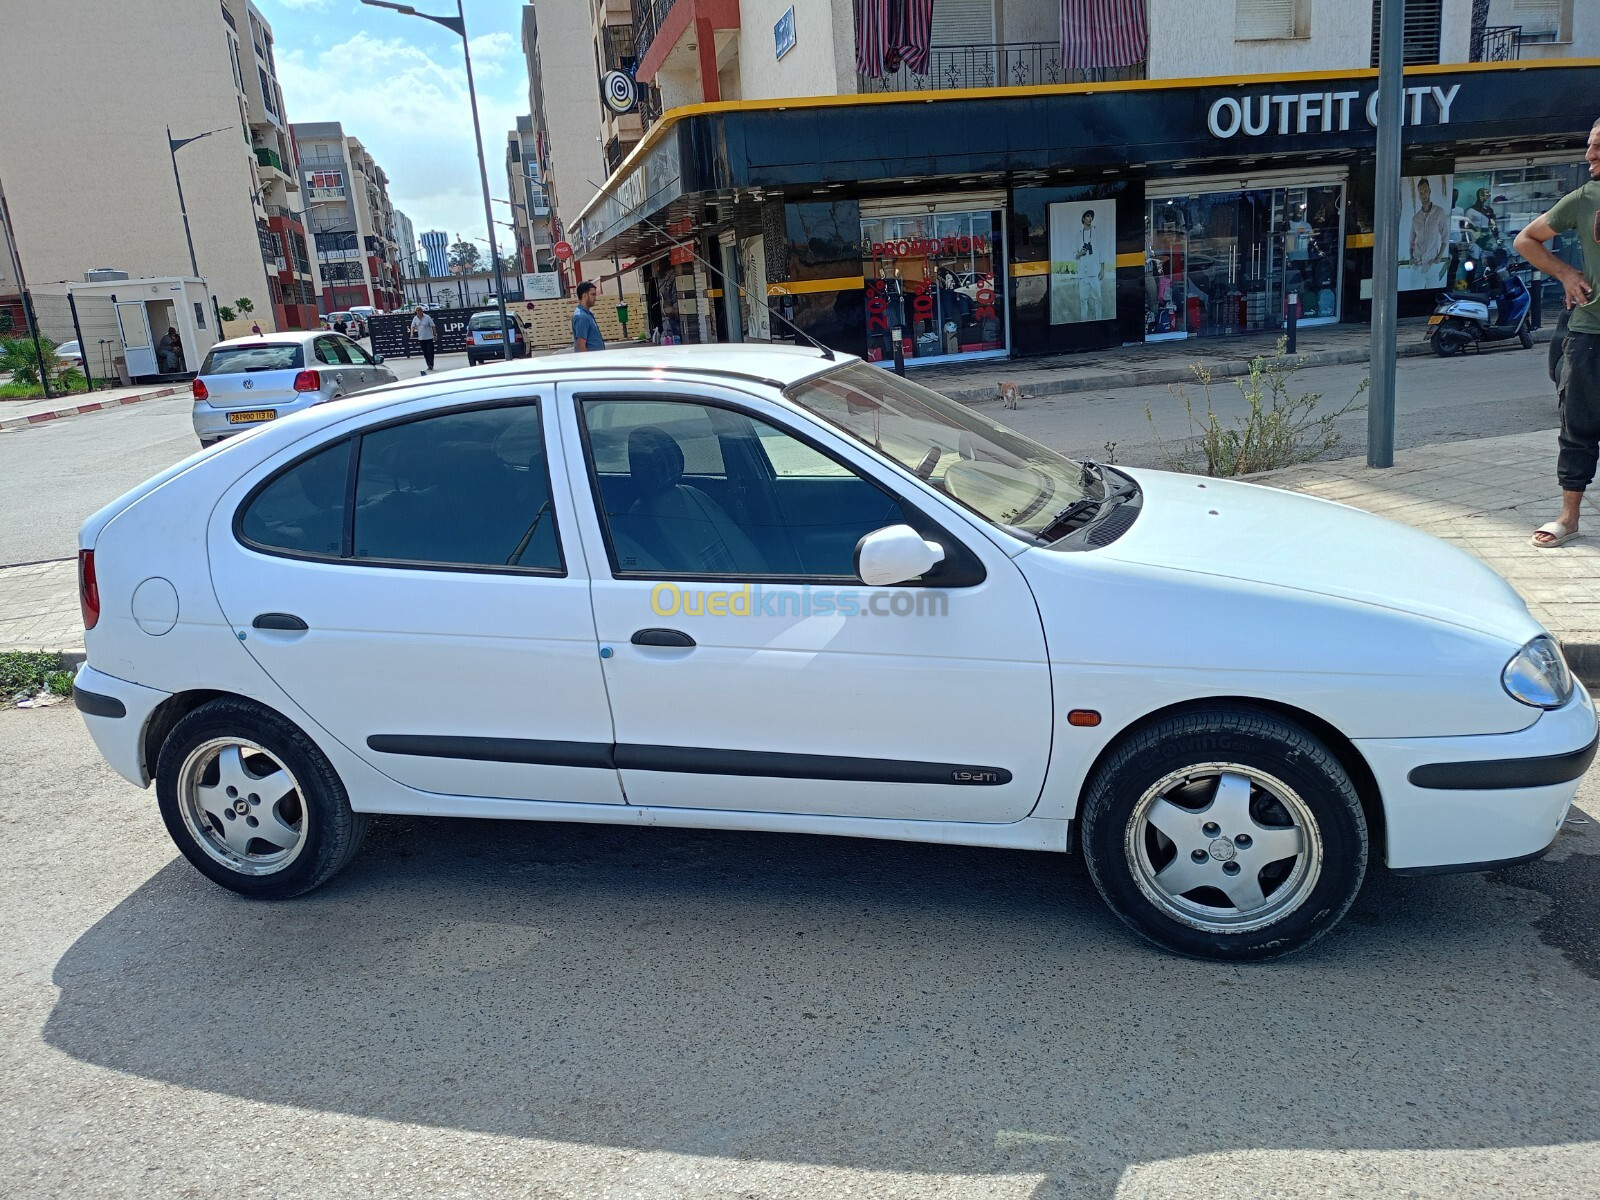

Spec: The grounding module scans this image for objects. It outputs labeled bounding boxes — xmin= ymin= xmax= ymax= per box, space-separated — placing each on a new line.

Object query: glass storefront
xmin=1447 ymin=160 xmax=1588 ymax=310
xmin=1145 ymin=183 xmax=1344 ymax=340
xmin=861 ymin=207 xmax=1007 ymax=366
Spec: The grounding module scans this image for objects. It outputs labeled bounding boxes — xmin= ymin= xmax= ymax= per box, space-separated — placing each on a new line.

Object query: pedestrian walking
xmin=333 ymin=316 xmax=348 ymax=336
xmin=572 ymin=281 xmax=605 ymax=352
xmin=1516 ymin=117 xmax=1600 ymax=548
xmin=409 ymin=305 xmax=437 ymax=374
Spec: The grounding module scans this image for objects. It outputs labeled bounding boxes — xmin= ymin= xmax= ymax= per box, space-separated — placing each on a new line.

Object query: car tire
xmin=155 ymin=697 xmax=370 ymax=900
xmin=1080 ymin=706 xmax=1367 ymax=961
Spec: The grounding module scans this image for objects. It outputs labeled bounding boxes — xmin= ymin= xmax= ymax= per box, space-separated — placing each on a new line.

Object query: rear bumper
xmin=192 ymin=394 xmax=322 ymax=441
xmin=1357 ymin=683 xmax=1597 ymax=873
xmin=74 ymin=663 xmax=173 ymax=787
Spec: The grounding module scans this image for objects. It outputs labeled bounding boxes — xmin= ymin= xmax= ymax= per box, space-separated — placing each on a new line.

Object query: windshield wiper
xmin=1036 ymin=471 xmax=1138 ymax=542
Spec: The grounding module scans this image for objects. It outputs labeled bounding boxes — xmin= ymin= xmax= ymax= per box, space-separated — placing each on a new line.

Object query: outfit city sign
xmin=1207 ymin=84 xmax=1462 ymax=139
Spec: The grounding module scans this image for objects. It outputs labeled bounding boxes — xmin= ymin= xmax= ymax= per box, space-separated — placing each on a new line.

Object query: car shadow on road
xmin=43 ymin=815 xmax=1600 ymax=1196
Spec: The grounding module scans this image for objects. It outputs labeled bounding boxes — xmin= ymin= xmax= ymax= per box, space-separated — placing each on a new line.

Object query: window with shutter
xmin=1236 ymin=0 xmax=1301 ymax=40
xmin=1371 ymin=0 xmax=1444 ymax=66
xmin=1512 ymin=0 xmax=1564 ymax=38
xmin=930 ymin=0 xmax=995 ymax=46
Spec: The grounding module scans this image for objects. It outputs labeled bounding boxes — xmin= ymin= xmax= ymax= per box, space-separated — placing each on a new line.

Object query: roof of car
xmin=209 ymin=332 xmax=336 ymax=349
xmin=461 ymin=343 xmax=851 ymax=387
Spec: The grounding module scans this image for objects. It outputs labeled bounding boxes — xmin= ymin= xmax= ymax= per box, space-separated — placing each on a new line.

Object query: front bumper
xmin=73 ymin=663 xmax=173 ymax=787
xmin=1356 ymin=682 xmax=1597 ymax=872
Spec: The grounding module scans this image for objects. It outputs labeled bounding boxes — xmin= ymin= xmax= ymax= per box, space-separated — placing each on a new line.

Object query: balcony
xmin=857 ymin=41 xmax=1145 ymax=93
xmin=264 ymin=204 xmax=300 ymax=223
xmin=601 ymin=22 xmax=637 ymax=74
xmin=604 ymin=136 xmax=625 ymax=175
xmin=1471 ymin=24 xmax=1523 ymax=61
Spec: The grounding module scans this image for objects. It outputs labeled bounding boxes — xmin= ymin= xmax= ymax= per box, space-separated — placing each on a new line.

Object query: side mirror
xmin=372 ymin=354 xmax=384 ymax=364
xmin=855 ymin=524 xmax=944 ymax=587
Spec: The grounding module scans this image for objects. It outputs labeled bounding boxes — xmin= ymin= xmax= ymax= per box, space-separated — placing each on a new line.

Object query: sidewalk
xmin=914 ymin=317 xmax=1553 ymax=406
xmin=4 ymin=428 xmax=1596 ymax=679
xmin=0 ymin=381 xmax=186 ymax=431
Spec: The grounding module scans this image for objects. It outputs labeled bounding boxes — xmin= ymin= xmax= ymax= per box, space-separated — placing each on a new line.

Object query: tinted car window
xmin=342 ymin=338 xmax=373 ymax=365
xmin=315 ymin=337 xmax=351 ymax=366
xmin=202 ymin=344 xmax=304 ymax=374
xmin=238 ymin=439 xmax=351 ymax=556
xmin=352 ymin=404 xmax=560 ymax=570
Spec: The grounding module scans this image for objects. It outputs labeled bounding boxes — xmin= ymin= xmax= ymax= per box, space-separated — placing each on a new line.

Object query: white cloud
xmin=276 ymin=28 xmax=527 ymax=246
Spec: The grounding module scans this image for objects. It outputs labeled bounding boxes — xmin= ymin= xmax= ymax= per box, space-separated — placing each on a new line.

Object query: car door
xmin=339 ymin=336 xmax=390 ymax=389
xmin=559 ymin=381 xmax=1054 ymax=823
xmin=311 ymin=335 xmax=355 ymax=395
xmin=207 ymin=389 xmax=624 ymax=805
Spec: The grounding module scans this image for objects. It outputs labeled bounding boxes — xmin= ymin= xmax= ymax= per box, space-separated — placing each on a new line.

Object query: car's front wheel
xmin=155 ymin=698 xmax=369 ymax=899
xmin=1080 ymin=707 xmax=1367 ymax=961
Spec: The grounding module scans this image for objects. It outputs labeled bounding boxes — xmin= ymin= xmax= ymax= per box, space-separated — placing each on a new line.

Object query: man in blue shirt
xmin=572 ymin=281 xmax=605 ymax=351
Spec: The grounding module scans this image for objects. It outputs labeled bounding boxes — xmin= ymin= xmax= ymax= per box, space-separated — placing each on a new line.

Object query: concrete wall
xmin=735 ymin=0 xmax=858 ymax=99
xmin=0 ymin=0 xmax=273 ymax=330
xmin=1147 ymin=0 xmax=1376 ymax=78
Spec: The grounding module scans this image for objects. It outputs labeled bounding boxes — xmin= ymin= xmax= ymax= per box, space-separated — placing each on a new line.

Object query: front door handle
xmin=631 ymin=628 xmax=695 ymax=648
xmin=253 ymin=612 xmax=309 ymax=631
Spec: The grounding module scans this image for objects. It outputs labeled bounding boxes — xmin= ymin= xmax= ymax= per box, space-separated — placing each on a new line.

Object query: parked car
xmin=465 ymin=310 xmax=528 ymax=365
xmin=55 ymin=339 xmax=84 ymax=370
xmin=75 ymin=345 xmax=1595 ymax=961
xmin=326 ymin=311 xmax=366 ymax=338
xmin=189 ymin=331 xmax=397 ymax=446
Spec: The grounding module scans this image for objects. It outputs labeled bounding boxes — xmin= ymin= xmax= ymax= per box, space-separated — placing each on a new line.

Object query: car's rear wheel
xmin=1080 ymin=707 xmax=1367 ymax=961
xmin=155 ymin=698 xmax=369 ymax=899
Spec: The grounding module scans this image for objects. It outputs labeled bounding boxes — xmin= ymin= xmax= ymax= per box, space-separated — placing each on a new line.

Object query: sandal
xmin=1532 ymin=520 xmax=1580 ymax=549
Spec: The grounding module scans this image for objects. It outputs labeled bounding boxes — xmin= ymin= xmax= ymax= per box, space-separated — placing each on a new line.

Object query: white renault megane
xmin=73 ymin=345 xmax=1596 ymax=960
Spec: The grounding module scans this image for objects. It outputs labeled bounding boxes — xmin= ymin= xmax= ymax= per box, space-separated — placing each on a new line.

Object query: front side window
xmin=237 ymin=403 xmax=561 ymax=572
xmin=315 ymin=337 xmax=350 ymax=365
xmin=342 ymin=338 xmax=373 ymax=365
xmin=786 ymin=363 xmax=1093 ymax=541
xmin=580 ymin=397 xmax=906 ymax=578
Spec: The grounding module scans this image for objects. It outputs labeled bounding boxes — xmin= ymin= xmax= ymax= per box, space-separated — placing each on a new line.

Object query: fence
xmin=368 ymin=307 xmax=496 ymax=358
xmin=1 ymin=288 xmax=123 ymax=394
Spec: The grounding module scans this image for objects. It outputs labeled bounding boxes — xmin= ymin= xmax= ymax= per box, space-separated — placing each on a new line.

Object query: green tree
xmin=448 ymin=239 xmax=483 ymax=275
xmin=235 ymin=297 xmax=255 ymax=316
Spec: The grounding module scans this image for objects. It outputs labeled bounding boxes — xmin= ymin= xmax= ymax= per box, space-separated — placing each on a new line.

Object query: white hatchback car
xmin=75 ymin=346 xmax=1596 ymax=960
xmin=191 ymin=332 xmax=397 ymax=446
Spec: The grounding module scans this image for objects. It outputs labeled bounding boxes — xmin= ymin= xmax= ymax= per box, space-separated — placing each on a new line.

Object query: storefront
xmin=574 ymin=60 xmax=1599 ymax=366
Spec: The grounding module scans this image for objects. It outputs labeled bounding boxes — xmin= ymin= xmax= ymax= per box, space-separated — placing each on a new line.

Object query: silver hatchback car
xmin=191 ymin=332 xmax=397 ymax=446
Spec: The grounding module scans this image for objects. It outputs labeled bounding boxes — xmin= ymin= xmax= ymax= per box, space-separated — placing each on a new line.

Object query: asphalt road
xmin=0 ymin=342 xmax=1562 ymax=568
xmin=3 ymin=700 xmax=1599 ymax=1198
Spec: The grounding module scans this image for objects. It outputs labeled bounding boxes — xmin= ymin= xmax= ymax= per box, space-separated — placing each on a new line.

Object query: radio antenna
xmin=581 ymin=183 xmax=834 ymax=360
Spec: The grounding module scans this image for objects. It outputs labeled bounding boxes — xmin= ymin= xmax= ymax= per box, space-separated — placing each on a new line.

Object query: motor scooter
xmin=1427 ymin=254 xmax=1534 ymax=357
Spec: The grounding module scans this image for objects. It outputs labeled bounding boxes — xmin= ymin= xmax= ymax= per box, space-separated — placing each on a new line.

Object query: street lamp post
xmin=361 ymin=0 xmax=511 ymax=359
xmin=168 ymin=125 xmax=230 ymax=332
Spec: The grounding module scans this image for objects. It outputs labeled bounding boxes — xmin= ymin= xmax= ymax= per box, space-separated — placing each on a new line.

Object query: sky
xmin=257 ymin=0 xmax=530 ymax=254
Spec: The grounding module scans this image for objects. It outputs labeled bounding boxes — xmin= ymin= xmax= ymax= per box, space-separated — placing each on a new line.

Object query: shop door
xmin=115 ymin=302 xmax=157 ymax=377
xmin=719 ymin=239 xmax=743 ymax=343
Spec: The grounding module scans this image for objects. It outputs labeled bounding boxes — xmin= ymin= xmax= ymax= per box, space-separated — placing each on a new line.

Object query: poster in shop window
xmin=1049 ymin=200 xmax=1117 ymax=324
xmin=1398 ymin=173 xmax=1453 ymax=292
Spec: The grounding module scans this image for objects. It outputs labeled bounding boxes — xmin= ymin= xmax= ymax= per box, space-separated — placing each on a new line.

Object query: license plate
xmin=1427 ymin=315 xmax=1444 ymax=325
xmin=228 ymin=409 xmax=277 ymax=424
xmin=482 ymin=333 xmax=502 ymax=341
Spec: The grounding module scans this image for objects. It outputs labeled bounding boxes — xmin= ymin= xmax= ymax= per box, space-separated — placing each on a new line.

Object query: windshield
xmin=786 ymin=362 xmax=1092 ymax=540
xmin=202 ymin=344 xmax=304 ymax=374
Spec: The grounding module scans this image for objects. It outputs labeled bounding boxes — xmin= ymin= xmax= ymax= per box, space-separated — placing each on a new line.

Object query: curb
xmin=941 ymin=326 xmax=1556 ymax=407
xmin=0 ymin=385 xmax=185 ymax=432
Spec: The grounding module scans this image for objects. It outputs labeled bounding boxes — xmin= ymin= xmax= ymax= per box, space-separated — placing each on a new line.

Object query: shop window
xmin=1236 ymin=0 xmax=1308 ymax=40
xmin=861 ymin=208 xmax=1006 ymax=366
xmin=1448 ymin=162 xmax=1588 ymax=310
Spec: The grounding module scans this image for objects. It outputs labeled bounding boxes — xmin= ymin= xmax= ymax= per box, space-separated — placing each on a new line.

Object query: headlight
xmin=1502 ymin=635 xmax=1574 ymax=709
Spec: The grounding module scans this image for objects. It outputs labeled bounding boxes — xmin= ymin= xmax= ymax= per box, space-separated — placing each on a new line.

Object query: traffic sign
xmin=553 ymin=241 xmax=572 ymax=261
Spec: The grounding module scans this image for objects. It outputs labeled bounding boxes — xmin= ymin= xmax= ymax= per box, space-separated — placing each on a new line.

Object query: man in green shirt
xmin=1517 ymin=118 xmax=1600 ymax=548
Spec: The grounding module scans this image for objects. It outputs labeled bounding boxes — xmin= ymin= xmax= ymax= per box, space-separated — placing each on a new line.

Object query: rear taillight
xmin=293 ymin=369 xmax=321 ymax=392
xmin=78 ymin=549 xmax=100 ymax=630
xmin=191 ymin=378 xmax=208 ymax=401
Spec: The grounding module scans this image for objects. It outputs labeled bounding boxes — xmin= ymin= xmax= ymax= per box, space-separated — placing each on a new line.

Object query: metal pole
xmin=1367 ymin=0 xmax=1405 ymax=468
xmin=23 ymin=291 xmax=51 ymax=400
xmin=167 ymin=126 xmax=202 ymax=278
xmin=67 ymin=290 xmax=92 ymax=393
xmin=456 ymin=0 xmax=512 ymax=361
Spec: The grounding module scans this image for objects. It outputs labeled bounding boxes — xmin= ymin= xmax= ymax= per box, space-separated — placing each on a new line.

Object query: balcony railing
xmin=254 ymin=146 xmax=284 ymax=172
xmin=264 ymin=204 xmax=299 ymax=222
xmin=857 ymin=41 xmax=1145 ymax=93
xmin=603 ymin=136 xmax=625 ymax=175
xmin=601 ymin=22 xmax=637 ymax=74
xmin=632 ymin=0 xmax=676 ymax=67
xmin=1470 ymin=24 xmax=1523 ymax=61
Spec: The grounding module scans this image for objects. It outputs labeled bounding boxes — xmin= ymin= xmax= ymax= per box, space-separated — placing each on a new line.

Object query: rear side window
xmin=202 ymin=344 xmax=304 ymax=374
xmin=236 ymin=402 xmax=561 ymax=572
xmin=237 ymin=439 xmax=351 ymax=556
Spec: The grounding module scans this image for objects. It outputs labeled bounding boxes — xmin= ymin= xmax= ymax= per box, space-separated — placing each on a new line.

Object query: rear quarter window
xmin=202 ymin=344 xmax=304 ymax=374
xmin=237 ymin=440 xmax=351 ymax=556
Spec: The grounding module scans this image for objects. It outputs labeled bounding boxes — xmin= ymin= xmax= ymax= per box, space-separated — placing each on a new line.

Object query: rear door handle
xmin=631 ymin=628 xmax=695 ymax=648
xmin=253 ymin=612 xmax=308 ymax=631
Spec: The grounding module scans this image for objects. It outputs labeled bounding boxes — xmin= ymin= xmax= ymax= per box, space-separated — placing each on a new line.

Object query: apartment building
xmin=392 ymin=209 xmax=418 ymax=299
xmin=505 ymin=116 xmax=557 ymax=280
xmin=0 ymin=0 xmax=317 ymax=333
xmin=574 ymin=0 xmax=1599 ymax=364
xmin=293 ymin=122 xmax=405 ymax=314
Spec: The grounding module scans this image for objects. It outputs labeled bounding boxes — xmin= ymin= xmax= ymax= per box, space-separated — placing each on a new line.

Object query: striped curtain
xmin=855 ymin=0 xmax=935 ymax=78
xmin=1061 ymin=0 xmax=1147 ymax=69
